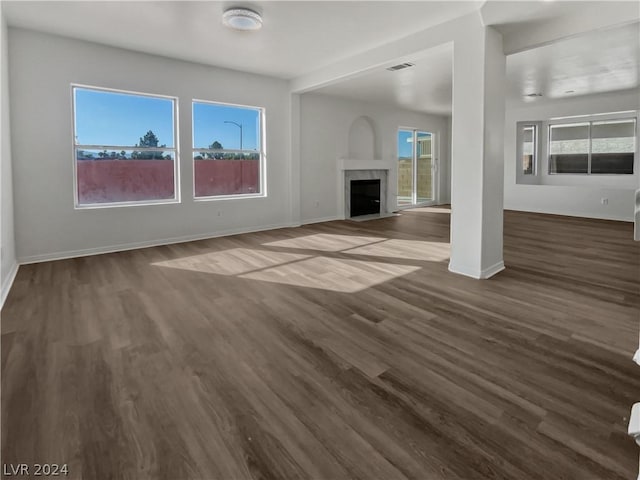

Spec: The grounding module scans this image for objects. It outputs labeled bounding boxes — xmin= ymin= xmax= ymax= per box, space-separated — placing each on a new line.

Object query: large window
xmin=192 ymin=100 xmax=264 ymax=199
xmin=549 ymin=117 xmax=635 ymax=175
xmin=73 ymin=86 xmax=178 ymax=207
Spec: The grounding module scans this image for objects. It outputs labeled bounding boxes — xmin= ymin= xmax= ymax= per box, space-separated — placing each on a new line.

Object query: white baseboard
xmin=504 ymin=206 xmax=633 ymax=223
xmin=18 ymin=222 xmax=292 ymax=265
xmin=301 ymin=215 xmax=341 ymax=225
xmin=480 ymin=261 xmax=506 ymax=279
xmin=448 ymin=261 xmax=479 ymax=279
xmin=448 ymin=260 xmax=505 ymax=280
xmin=1 ymin=261 xmax=19 ymax=308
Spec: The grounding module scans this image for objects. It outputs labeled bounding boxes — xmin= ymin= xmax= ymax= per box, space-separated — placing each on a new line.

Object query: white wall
xmin=299 ymin=92 xmax=450 ymax=223
xmin=9 ymin=28 xmax=292 ymax=262
xmin=1 ymin=13 xmax=17 ymax=304
xmin=505 ymin=89 xmax=640 ymax=221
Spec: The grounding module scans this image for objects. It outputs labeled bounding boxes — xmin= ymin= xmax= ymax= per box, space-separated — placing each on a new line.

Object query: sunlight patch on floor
xmin=240 ymin=257 xmax=420 ymax=293
xmin=405 ymin=207 xmax=451 ymax=213
xmin=152 ymin=248 xmax=310 ymax=276
xmin=343 ymin=239 xmax=450 ymax=261
xmin=152 ymin=239 xmax=431 ymax=292
xmin=262 ymin=233 xmax=386 ymax=252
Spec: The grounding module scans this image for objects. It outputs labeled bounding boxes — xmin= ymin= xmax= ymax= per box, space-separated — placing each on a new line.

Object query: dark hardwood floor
xmin=2 ymin=207 xmax=639 ymax=479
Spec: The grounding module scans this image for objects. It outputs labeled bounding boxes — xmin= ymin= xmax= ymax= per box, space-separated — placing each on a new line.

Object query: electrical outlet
xmin=601 ymin=197 xmax=608 ymax=205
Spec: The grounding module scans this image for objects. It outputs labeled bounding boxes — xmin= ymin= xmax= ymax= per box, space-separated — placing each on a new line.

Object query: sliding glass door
xmin=397 ymin=129 xmax=414 ymax=207
xmin=397 ymin=129 xmax=435 ymax=207
xmin=416 ymin=131 xmax=434 ymax=204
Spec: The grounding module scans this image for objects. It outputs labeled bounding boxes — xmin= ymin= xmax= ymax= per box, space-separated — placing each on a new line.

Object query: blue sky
xmin=74 ymin=88 xmax=260 ymax=151
xmin=75 ymin=88 xmax=175 ymax=147
xmin=398 ymin=130 xmax=413 ymax=158
xmin=398 ymin=130 xmax=431 ymax=158
xmin=193 ymin=102 xmax=259 ymax=150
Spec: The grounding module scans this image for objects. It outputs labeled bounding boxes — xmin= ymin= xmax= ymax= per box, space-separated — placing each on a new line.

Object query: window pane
xmin=77 ymin=149 xmax=175 ymax=204
xmin=416 ymin=131 xmax=433 ymax=203
xmin=74 ymin=88 xmax=174 ymax=148
xmin=194 ymin=153 xmax=260 ymax=197
xmin=590 ymin=119 xmax=635 ymax=174
xmin=549 ymin=123 xmax=589 ymax=174
xmin=397 ymin=129 xmax=413 ymax=207
xmin=193 ymin=101 xmax=263 ymax=198
xmin=521 ymin=125 xmax=535 ymax=175
xmin=193 ymin=102 xmax=260 ymax=150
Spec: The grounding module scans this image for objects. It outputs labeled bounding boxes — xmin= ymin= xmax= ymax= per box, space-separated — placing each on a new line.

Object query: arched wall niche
xmin=347 ymin=116 xmax=381 ymax=160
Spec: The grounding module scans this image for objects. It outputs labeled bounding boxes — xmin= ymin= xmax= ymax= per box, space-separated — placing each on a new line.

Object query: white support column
xmin=448 ymin=26 xmax=506 ymax=279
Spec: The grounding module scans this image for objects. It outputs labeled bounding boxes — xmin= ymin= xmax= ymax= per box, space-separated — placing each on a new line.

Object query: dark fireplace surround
xmin=350 ymin=179 xmax=381 ymax=217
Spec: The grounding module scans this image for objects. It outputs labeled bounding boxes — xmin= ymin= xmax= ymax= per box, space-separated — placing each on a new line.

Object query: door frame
xmin=396 ymin=127 xmax=439 ymax=210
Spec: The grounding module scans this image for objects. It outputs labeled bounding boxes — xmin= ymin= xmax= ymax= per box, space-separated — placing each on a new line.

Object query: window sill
xmin=548 ymin=173 xmax=634 ymax=176
xmin=74 ymin=198 xmax=180 ymax=210
xmin=194 ymin=193 xmax=266 ymax=202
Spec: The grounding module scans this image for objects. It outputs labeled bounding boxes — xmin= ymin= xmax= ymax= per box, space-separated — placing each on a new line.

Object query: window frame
xmin=71 ymin=84 xmax=180 ymax=209
xmin=516 ymin=121 xmax=541 ymax=176
xmin=548 ymin=114 xmax=636 ymax=176
xmin=395 ymin=127 xmax=438 ymax=208
xmin=191 ymin=98 xmax=266 ymax=201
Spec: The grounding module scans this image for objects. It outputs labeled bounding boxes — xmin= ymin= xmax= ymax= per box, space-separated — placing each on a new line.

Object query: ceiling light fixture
xmin=525 ymin=92 xmax=543 ymax=97
xmin=222 ymin=7 xmax=263 ymax=31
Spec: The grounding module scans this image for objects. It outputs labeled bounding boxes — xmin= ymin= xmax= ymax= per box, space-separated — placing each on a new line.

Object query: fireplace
xmin=350 ymin=179 xmax=381 ymax=217
xmin=342 ymin=168 xmax=388 ymax=219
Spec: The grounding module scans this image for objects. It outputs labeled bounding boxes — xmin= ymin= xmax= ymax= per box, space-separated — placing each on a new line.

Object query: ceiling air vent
xmin=386 ymin=62 xmax=415 ymax=71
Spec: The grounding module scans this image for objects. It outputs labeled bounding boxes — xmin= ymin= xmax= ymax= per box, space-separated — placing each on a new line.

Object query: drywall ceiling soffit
xmin=311 ymin=15 xmax=640 ymax=115
xmin=313 ymin=42 xmax=453 ymax=115
xmin=480 ymin=0 xmax=640 ymax=54
xmin=2 ymin=1 xmax=481 ymax=80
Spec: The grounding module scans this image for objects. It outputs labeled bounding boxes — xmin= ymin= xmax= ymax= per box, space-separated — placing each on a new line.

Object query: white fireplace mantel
xmin=337 ymin=159 xmax=392 ymax=219
xmin=338 ymin=158 xmax=392 ymax=171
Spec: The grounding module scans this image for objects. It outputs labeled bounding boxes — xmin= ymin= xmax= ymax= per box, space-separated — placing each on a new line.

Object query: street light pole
xmin=224 ymin=121 xmax=243 ymax=150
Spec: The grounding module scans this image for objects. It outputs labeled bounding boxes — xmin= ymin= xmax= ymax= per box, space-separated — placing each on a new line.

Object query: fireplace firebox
xmin=350 ymin=179 xmax=381 ymax=217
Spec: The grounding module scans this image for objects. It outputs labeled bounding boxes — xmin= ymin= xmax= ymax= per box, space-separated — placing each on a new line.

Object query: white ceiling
xmin=482 ymin=0 xmax=620 ymax=36
xmin=3 ymin=1 xmax=638 ymax=115
xmin=314 ymin=43 xmax=453 ymax=115
xmin=2 ymin=1 xmax=481 ymax=79
xmin=507 ymin=22 xmax=640 ymax=104
xmin=481 ymin=1 xmax=640 ymax=54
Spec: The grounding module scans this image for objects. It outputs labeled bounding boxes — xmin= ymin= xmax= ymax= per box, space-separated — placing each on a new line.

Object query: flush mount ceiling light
xmin=223 ymin=7 xmax=263 ymax=31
